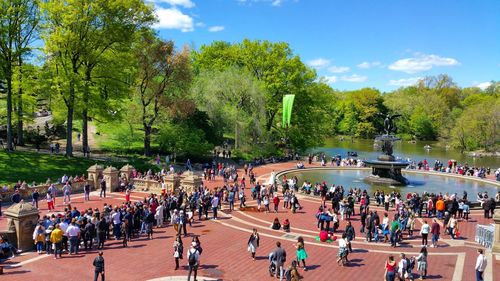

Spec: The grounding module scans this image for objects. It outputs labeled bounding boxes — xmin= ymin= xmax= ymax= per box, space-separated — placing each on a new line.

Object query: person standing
xmin=273 ymin=195 xmax=280 ymax=213
xmin=271 ymin=241 xmax=287 ymax=281
xmin=84 ymin=183 xmax=91 ymax=201
xmin=173 ymin=236 xmax=183 ymax=270
xmin=247 ymin=228 xmax=260 ymax=261
xmin=430 ymin=219 xmax=440 ymax=248
xmin=187 ymin=242 xmax=200 ymax=281
xmin=32 ymin=189 xmax=40 ymax=208
xmin=93 ymin=251 xmax=105 ymax=281
xmin=66 ymin=219 xmax=81 ymax=255
xmin=100 ymin=179 xmax=106 ymax=198
xmin=295 ymin=236 xmax=308 ymax=270
xmin=211 ymin=195 xmax=219 ymax=220
xmin=63 ymin=182 xmax=72 ymax=204
xmin=475 ymin=249 xmax=487 ymax=281
xmin=50 ymin=224 xmax=64 ymax=259
xmin=420 ymin=220 xmax=430 ymax=247
xmin=48 ymin=184 xmax=57 ymax=206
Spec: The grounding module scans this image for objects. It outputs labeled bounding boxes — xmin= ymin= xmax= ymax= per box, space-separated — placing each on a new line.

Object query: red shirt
xmin=273 ymin=196 xmax=280 ymax=205
xmin=386 ymin=261 xmax=396 ymax=272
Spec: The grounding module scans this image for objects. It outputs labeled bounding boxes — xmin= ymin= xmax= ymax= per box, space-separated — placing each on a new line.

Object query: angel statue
xmin=378 ymin=113 xmax=402 ymax=135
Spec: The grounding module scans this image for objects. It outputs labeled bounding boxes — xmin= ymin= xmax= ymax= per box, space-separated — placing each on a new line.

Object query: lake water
xmin=283 ymin=169 xmax=500 ymax=196
xmin=312 ymin=138 xmax=500 ymax=168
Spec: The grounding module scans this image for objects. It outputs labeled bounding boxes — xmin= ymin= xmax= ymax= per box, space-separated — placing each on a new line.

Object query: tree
xmin=41 ymin=0 xmax=153 ymax=156
xmin=0 ymin=0 xmax=39 ymax=150
xmin=133 ymin=31 xmax=191 ymax=156
xmin=192 ymin=67 xmax=265 ymax=149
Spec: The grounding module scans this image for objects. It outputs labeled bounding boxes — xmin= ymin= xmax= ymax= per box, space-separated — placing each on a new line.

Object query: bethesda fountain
xmin=364 ymin=114 xmax=410 ymax=185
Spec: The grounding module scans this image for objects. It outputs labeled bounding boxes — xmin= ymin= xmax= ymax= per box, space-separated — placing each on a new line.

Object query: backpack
xmin=406 ymin=257 xmax=415 ymax=272
xmin=188 ymin=249 xmax=198 ymax=265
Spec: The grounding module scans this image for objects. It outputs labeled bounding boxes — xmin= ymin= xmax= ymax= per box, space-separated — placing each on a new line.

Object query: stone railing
xmin=0 ymin=180 xmax=92 ymax=201
xmin=131 ymin=178 xmax=162 ymax=193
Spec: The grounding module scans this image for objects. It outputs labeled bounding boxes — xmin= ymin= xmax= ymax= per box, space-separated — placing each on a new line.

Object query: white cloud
xmin=328 ymin=66 xmax=350 ymax=73
xmin=307 ymin=58 xmax=330 ymax=69
xmin=357 ymin=61 xmax=382 ymax=69
xmin=322 ymin=76 xmax=337 ymax=84
xmin=388 ymin=77 xmax=422 ymax=87
xmin=153 ymin=0 xmax=195 ymax=8
xmin=208 ymin=26 xmax=225 ymax=32
xmin=388 ymin=54 xmax=459 ymax=74
xmin=272 ymin=0 xmax=283 ymax=6
xmin=153 ymin=7 xmax=194 ymax=32
xmin=475 ymin=82 xmax=492 ymax=90
xmin=195 ymin=22 xmax=206 ymax=27
xmin=341 ymin=74 xmax=367 ymax=83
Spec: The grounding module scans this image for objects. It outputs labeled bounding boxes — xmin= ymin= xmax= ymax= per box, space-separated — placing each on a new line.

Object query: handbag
xmin=174 ymin=251 xmax=179 ymax=258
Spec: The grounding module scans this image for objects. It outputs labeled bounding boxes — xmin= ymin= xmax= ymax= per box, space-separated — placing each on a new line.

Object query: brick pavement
xmin=0 ymin=162 xmax=499 ymax=281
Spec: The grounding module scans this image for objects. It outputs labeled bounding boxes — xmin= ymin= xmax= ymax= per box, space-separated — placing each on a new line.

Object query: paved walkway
xmin=0 ymin=162 xmax=499 ymax=281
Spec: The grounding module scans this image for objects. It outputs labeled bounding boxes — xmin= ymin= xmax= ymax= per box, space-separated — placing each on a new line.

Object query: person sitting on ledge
xmin=282 ymin=219 xmax=290 ymax=232
xmin=271 ymin=217 xmax=281 ymax=230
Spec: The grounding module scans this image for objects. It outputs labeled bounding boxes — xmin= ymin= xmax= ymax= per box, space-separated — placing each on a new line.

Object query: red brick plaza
xmin=1 ymin=162 xmax=499 ymax=281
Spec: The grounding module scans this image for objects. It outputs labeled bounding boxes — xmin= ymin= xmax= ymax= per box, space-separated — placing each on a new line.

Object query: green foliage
xmin=157 ymin=122 xmax=212 ymax=158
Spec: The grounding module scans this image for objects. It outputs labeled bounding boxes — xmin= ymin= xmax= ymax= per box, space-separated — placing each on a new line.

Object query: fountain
xmin=364 ymin=114 xmax=410 ymax=185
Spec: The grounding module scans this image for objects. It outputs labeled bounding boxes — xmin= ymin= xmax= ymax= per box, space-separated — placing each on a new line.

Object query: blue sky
xmin=150 ymin=0 xmax=500 ymax=91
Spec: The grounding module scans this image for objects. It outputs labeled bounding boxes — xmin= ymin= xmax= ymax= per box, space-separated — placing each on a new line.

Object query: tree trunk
xmin=82 ymin=68 xmax=91 ymax=154
xmin=5 ymin=66 xmax=13 ymax=151
xmin=65 ymin=85 xmax=75 ymax=157
xmin=144 ymin=124 xmax=151 ymax=156
xmin=16 ymin=57 xmax=24 ymax=146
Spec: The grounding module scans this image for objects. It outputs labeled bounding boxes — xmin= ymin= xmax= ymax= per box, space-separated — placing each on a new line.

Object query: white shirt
xmin=338 ymin=238 xmax=347 ymax=248
xmin=111 ymin=211 xmax=121 ymax=224
xmin=420 ymin=224 xmax=430 ymax=234
xmin=66 ymin=224 xmax=80 ymax=237
xmin=475 ymin=254 xmax=487 ymax=272
xmin=398 ymin=258 xmax=407 ymax=274
xmin=59 ymin=221 xmax=69 ymax=234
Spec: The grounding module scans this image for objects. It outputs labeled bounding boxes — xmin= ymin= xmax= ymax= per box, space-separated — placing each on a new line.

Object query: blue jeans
xmin=386 ymin=271 xmax=395 ymax=281
xmin=432 ymin=234 xmax=439 ymax=244
xmin=476 ymin=270 xmax=484 ymax=281
xmin=69 ymin=236 xmax=79 ymax=254
xmin=36 ymin=242 xmax=44 ymax=252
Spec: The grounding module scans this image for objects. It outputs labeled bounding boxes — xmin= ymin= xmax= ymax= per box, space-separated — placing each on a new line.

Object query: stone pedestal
xmin=4 ymin=202 xmax=39 ymax=251
xmin=103 ymin=166 xmax=119 ymax=192
xmin=492 ymin=209 xmax=500 ymax=254
xmin=120 ymin=164 xmax=135 ymax=183
xmin=87 ymin=164 xmax=103 ymax=189
xmin=164 ymin=173 xmax=180 ymax=194
xmin=180 ymin=171 xmax=202 ymax=194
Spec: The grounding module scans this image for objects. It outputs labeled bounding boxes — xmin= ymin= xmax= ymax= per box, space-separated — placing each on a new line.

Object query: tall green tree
xmin=41 ymin=0 xmax=153 ymax=156
xmin=192 ymin=67 xmax=265 ymax=149
xmin=133 ymin=31 xmax=192 ymax=156
xmin=0 ymin=0 xmax=39 ymax=150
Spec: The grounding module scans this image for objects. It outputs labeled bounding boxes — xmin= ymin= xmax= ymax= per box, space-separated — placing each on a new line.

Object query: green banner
xmin=282 ymin=94 xmax=295 ymax=127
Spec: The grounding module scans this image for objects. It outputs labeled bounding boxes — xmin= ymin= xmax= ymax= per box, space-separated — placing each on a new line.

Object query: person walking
xmin=46 ymin=193 xmax=55 ymax=211
xmin=295 ymin=236 xmax=308 ymax=270
xmin=93 ymin=251 xmax=105 ymax=281
xmin=173 ymin=236 xmax=183 ymax=270
xmin=385 ymin=255 xmax=397 ymax=281
xmin=415 ymin=246 xmax=428 ymax=280
xmin=271 ymin=241 xmax=287 ymax=281
xmin=211 ymin=195 xmax=219 ymax=220
xmin=475 ymin=249 xmax=487 ymax=281
xmin=187 ymin=242 xmax=200 ymax=281
xmin=397 ymin=253 xmax=408 ymax=281
xmin=32 ymin=189 xmax=40 ymax=208
xmin=345 ymin=220 xmax=355 ymax=253
xmin=247 ymin=228 xmax=260 ymax=261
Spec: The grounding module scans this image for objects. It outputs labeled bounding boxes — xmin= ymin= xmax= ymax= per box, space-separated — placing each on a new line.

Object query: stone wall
xmin=1 ymin=180 xmax=92 ymax=201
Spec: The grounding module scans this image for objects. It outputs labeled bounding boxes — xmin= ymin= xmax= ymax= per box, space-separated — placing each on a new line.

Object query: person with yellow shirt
xmin=50 ymin=224 xmax=64 ymax=259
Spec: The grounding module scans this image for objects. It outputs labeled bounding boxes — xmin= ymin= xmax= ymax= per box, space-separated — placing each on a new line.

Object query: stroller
xmin=268 ymin=252 xmax=277 ymax=276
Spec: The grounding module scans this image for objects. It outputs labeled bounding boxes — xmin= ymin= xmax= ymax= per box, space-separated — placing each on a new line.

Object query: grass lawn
xmin=0 ymin=150 xmax=156 ymax=186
